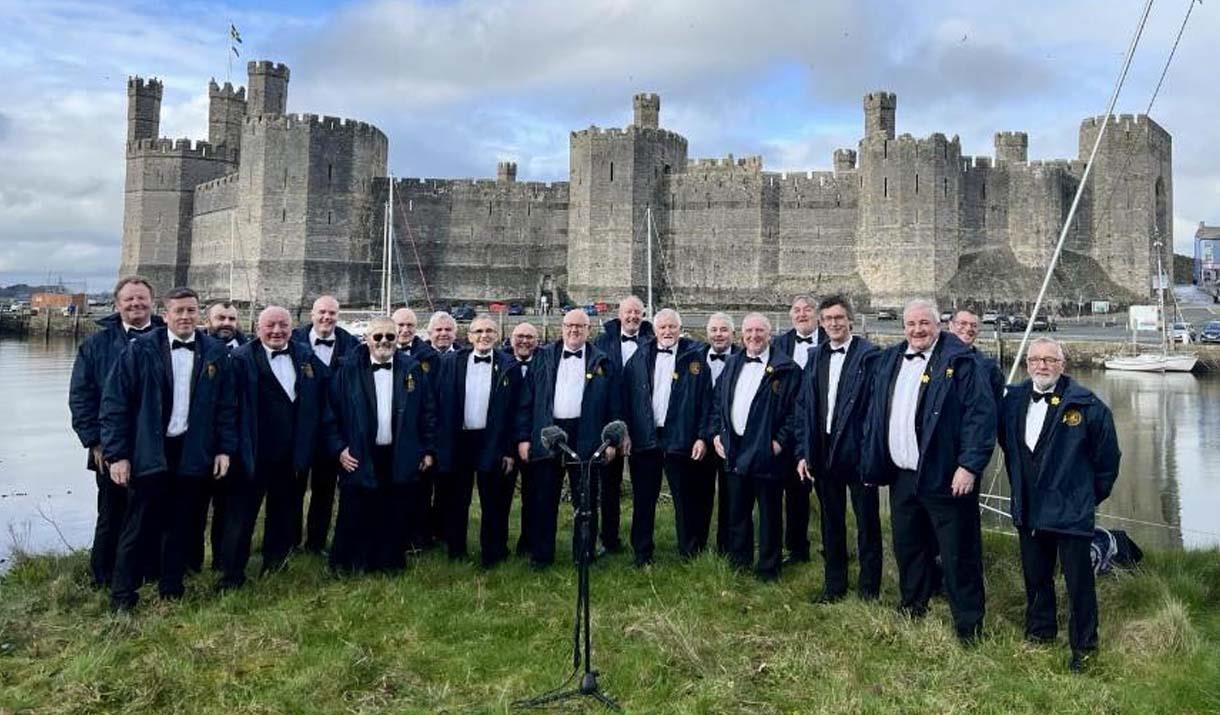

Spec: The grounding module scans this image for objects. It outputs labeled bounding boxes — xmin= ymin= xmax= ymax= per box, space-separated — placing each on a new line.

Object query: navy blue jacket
xmin=971 ymin=347 xmax=1007 ymax=404
xmin=398 ymin=335 xmax=439 ymax=372
xmin=516 ymin=340 xmax=619 ymax=461
xmin=69 ymin=313 xmax=165 ymax=469
xmin=100 ymin=328 xmax=238 ymax=479
xmin=623 ymin=337 xmax=714 ymax=454
xmin=999 ymin=376 xmax=1121 ymax=537
xmin=326 ymin=345 xmax=438 ymax=488
xmin=434 ymin=347 xmax=522 ymax=473
xmin=593 ymin=317 xmax=654 ymax=379
xmin=291 ymin=324 xmax=359 ymax=367
xmin=860 ymin=331 xmax=997 ymax=494
xmin=230 ymin=339 xmax=334 ymax=480
xmin=770 ymin=326 xmax=829 ymax=365
xmin=793 ymin=336 xmax=880 ymax=478
xmin=710 ymin=349 xmax=802 ymax=479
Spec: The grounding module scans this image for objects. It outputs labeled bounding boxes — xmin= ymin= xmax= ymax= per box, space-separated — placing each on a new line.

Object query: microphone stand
xmin=515 ymin=438 xmax=620 ymax=711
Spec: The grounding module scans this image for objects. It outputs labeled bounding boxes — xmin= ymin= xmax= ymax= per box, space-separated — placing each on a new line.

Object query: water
xmin=1 ymin=337 xmax=1217 ymax=569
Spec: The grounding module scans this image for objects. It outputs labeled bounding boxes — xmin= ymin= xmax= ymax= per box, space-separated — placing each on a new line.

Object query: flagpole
xmin=226 ymin=23 xmax=232 ymax=83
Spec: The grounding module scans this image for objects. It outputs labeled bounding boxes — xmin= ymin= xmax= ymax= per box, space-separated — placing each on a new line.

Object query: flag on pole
xmin=230 ymin=23 xmax=242 ymax=57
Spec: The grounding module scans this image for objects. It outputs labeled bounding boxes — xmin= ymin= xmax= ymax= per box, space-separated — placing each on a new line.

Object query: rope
xmin=978 ymin=493 xmax=1220 ymax=540
xmin=393 ymin=183 xmax=436 ymax=312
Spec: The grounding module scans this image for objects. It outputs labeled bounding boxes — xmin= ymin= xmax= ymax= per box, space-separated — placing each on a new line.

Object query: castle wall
xmin=185 ymin=173 xmax=239 ymax=297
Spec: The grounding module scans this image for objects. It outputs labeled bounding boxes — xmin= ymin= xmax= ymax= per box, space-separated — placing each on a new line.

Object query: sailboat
xmin=1104 ymin=238 xmax=1197 ymax=373
xmin=338 ymin=173 xmax=398 ymax=338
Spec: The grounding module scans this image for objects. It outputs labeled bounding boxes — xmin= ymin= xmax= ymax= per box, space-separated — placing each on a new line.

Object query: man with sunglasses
xmin=998 ymin=338 xmax=1120 ymax=673
xmin=327 ymin=318 xmax=437 ymax=573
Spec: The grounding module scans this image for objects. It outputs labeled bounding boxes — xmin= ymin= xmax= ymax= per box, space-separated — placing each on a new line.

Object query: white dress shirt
xmin=620 ymin=332 xmax=640 ymax=367
xmin=731 ymin=348 xmax=768 ymax=437
xmin=553 ymin=345 xmax=586 ymax=419
xmin=166 ymin=329 xmax=195 ymax=438
xmin=887 ymin=343 xmax=933 ymax=471
xmin=463 ymin=350 xmax=494 ymax=430
xmin=707 ymin=347 xmax=729 ymax=386
xmin=516 ymin=354 xmax=533 ymax=378
xmin=651 ymin=346 xmax=677 ymax=427
xmin=372 ymin=358 xmax=393 ymax=445
xmin=792 ymin=332 xmax=816 ymax=370
xmin=1025 ymin=387 xmax=1053 ymax=451
xmin=824 ymin=336 xmax=853 ymax=434
xmin=264 ymin=344 xmax=297 ymax=401
xmin=310 ymin=328 xmax=336 ymax=367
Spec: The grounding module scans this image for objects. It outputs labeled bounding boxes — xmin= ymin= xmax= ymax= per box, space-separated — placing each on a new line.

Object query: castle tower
xmin=208 ymin=80 xmax=247 ymax=150
xmin=863 ymin=91 xmax=896 ymax=140
xmin=994 ymin=131 xmax=1028 ymax=164
xmin=633 ymin=93 xmax=660 ymax=129
xmin=497 ymin=161 xmax=517 ymax=183
xmin=127 ymin=77 xmax=162 ymax=143
xmin=833 ymin=148 xmax=857 ymax=173
xmin=247 ymin=61 xmax=290 ymax=116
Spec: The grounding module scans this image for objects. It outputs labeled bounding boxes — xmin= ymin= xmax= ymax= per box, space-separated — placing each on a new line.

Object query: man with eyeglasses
xmin=949 ymin=309 xmax=1005 ymax=401
xmin=861 ymin=298 xmax=995 ymax=644
xmin=505 ymin=321 xmax=541 ymax=556
xmin=391 ymin=306 xmax=439 ymax=550
xmin=998 ymin=338 xmax=1120 ymax=673
xmin=433 ymin=316 xmax=522 ymax=566
xmin=327 ymin=317 xmax=436 ymax=573
xmin=516 ymin=308 xmax=619 ymax=569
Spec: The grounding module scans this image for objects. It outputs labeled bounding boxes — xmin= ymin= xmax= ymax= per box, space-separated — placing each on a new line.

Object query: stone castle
xmin=121 ymin=60 xmax=1172 ymax=310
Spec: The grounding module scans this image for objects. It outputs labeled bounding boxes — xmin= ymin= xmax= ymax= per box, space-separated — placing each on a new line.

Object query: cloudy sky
xmin=1 ymin=0 xmax=1215 ymax=291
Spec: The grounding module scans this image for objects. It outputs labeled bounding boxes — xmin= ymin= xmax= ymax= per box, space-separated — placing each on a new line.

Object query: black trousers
xmin=677 ymin=452 xmax=716 ymax=557
xmin=219 ymin=462 xmax=303 ymax=586
xmin=782 ymin=457 xmax=811 ymax=560
xmin=304 ymin=452 xmax=339 ymax=552
xmin=627 ymin=448 xmax=665 ymax=564
xmin=726 ymin=472 xmax=784 ymax=580
xmin=814 ymin=470 xmax=882 ymax=597
xmin=526 ymin=456 xmax=600 ymax=567
xmin=709 ymin=455 xmax=731 ymax=555
xmin=890 ymin=469 xmax=986 ymax=639
xmin=90 ymin=469 xmax=128 ymax=587
xmin=186 ymin=473 xmax=226 ymax=573
xmin=514 ymin=460 xmax=534 ymax=556
xmin=1019 ymin=528 xmax=1098 ymax=652
xmin=438 ymin=429 xmax=511 ymax=563
xmin=330 ymin=446 xmax=409 ymax=574
xmin=599 ymin=452 xmax=624 ymax=549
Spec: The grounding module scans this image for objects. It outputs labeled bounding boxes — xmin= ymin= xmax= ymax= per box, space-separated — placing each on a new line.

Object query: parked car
xmin=582 ymin=304 xmax=599 ymax=317
xmin=1031 ymin=315 xmax=1057 ymax=332
xmin=508 ymin=302 xmax=525 ymax=316
xmin=998 ymin=314 xmax=1028 ymax=332
xmin=875 ymin=309 xmax=897 ymax=321
xmin=488 ymin=302 xmax=508 ymax=314
xmin=1171 ymin=321 xmax=1196 ymax=343
xmin=560 ymin=301 xmax=576 ymax=313
xmin=940 ymin=311 xmax=954 ymax=323
xmin=982 ymin=312 xmax=999 ymax=325
xmin=450 ymin=304 xmax=476 ymax=321
xmin=1199 ymin=320 xmax=1220 ymax=344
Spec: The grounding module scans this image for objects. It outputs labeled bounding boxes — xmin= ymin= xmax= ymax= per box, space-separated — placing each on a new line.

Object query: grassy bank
xmin=2 ymin=503 xmax=1218 ymax=714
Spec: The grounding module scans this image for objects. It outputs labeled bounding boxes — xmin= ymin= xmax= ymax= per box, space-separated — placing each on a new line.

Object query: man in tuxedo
xmin=711 ymin=313 xmax=801 ymax=581
xmin=292 ymin=295 xmax=358 ymax=553
xmin=428 ymin=311 xmax=458 ymax=354
xmin=206 ymin=301 xmax=245 ymax=350
xmin=505 ymin=321 xmax=540 ymax=556
xmin=219 ymin=306 xmax=333 ymax=588
xmin=100 ymin=287 xmax=236 ymax=611
xmin=794 ymin=295 xmax=883 ymax=603
xmin=591 ymin=295 xmax=652 ymax=553
xmin=516 ymin=308 xmax=620 ymax=568
xmin=622 ymin=308 xmax=713 ymax=565
xmin=69 ymin=275 xmax=162 ymax=588
xmin=700 ymin=312 xmax=737 ymax=555
xmin=949 ymin=309 xmax=1006 ymax=400
xmin=999 ymin=338 xmax=1120 ymax=672
xmin=434 ymin=316 xmax=522 ymax=565
xmin=392 ymin=307 xmax=438 ymax=367
xmin=770 ymin=295 xmax=828 ymax=564
xmin=861 ymin=298 xmax=996 ymax=643
xmin=327 ymin=317 xmax=437 ymax=573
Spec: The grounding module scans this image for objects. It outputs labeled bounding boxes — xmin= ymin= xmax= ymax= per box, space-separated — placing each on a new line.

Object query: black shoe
xmin=110 ymin=598 xmax=137 ymax=614
xmin=159 ymin=589 xmax=184 ymax=602
xmin=215 ymin=577 xmax=245 ymax=593
xmin=782 ymin=553 xmax=811 ymax=566
xmin=754 ymin=569 xmax=780 ymax=583
xmin=957 ymin=630 xmax=983 ymax=648
xmin=899 ymin=604 xmax=929 ymax=620
xmin=857 ymin=588 xmax=880 ymax=602
xmin=1026 ymin=633 xmax=1057 ymax=646
xmin=633 ymin=556 xmax=654 ymax=569
xmin=812 ymin=589 xmax=846 ymax=605
xmin=601 ymin=541 xmax=624 ymax=554
xmin=1069 ymin=650 xmax=1091 ymax=674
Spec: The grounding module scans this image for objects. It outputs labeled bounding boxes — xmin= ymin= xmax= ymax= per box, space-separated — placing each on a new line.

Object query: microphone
xmin=592 ymin=420 xmax=628 ymax=462
xmin=541 ymin=425 xmax=579 ymax=461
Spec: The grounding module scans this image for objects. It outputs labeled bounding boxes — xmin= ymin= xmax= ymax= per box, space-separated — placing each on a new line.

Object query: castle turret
xmin=633 ymin=93 xmax=660 ymax=129
xmin=127 ymin=77 xmax=162 ymax=144
xmin=863 ymin=91 xmax=896 ymax=140
xmin=247 ymin=61 xmax=290 ymax=116
xmin=994 ymin=131 xmax=1028 ymax=164
xmin=833 ymin=148 xmax=857 ymax=172
xmin=496 ymin=161 xmax=517 ymax=183
xmin=208 ymin=80 xmax=247 ymax=150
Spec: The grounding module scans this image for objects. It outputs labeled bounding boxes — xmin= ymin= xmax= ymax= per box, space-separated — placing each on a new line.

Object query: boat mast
xmin=381 ymin=174 xmax=394 ymax=314
xmin=1155 ymin=236 xmax=1169 ymax=355
xmin=646 ymin=206 xmax=654 ymax=317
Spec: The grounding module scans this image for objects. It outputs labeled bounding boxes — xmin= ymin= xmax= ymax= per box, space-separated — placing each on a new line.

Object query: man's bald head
xmin=311 ymin=295 xmax=340 ymax=337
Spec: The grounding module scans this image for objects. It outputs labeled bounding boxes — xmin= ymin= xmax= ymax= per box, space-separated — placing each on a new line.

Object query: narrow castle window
xmin=981 ymin=182 xmax=987 ymax=201
xmin=915 ymin=174 xmax=920 ymax=194
xmin=281 ymin=208 xmax=286 ymax=222
xmin=283 ymin=169 xmax=288 ymax=188
xmin=327 ymin=211 xmax=332 ymax=225
xmin=943 ymin=177 xmax=949 ymax=196
xmin=609 ymin=162 xmax=614 ymax=182
xmin=327 ymin=163 xmax=333 ymax=185
xmin=883 ymin=141 xmax=888 ymax=160
xmin=883 ymin=177 xmax=888 ymax=198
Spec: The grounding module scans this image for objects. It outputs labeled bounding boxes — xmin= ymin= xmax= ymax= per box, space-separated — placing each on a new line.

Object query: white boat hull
xmin=1104 ymin=353 xmax=1198 ymax=372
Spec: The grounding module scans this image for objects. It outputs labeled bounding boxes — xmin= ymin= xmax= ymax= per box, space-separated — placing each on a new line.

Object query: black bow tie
xmin=563 ymin=350 xmax=583 ymax=360
xmin=904 ymin=352 xmax=926 ymax=361
xmin=621 ymin=334 xmax=638 ymax=343
xmin=270 ymin=348 xmax=290 ymax=359
xmin=126 ymin=325 xmax=153 ymax=340
xmin=709 ymin=352 xmax=727 ymax=362
xmin=829 ymin=346 xmax=846 ymax=355
xmin=314 ymin=337 xmax=335 ymax=347
xmin=371 ymin=362 xmax=392 ymax=371
xmin=397 ymin=344 xmax=411 ymax=353
xmin=795 ymin=335 xmax=814 ymax=344
xmin=745 ymin=356 xmax=763 ymax=364
xmin=1031 ymin=391 xmax=1056 ymax=403
xmin=171 ymin=339 xmax=194 ymax=351
xmin=657 ymin=347 xmax=674 ymax=355
xmin=473 ymin=354 xmax=492 ymax=364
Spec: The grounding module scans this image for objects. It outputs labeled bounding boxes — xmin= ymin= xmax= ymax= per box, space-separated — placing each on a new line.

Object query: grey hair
xmin=428 ymin=311 xmax=456 ymax=329
xmin=257 ymin=305 xmax=290 ymax=323
xmin=741 ymin=311 xmax=772 ymax=332
xmin=706 ymin=311 xmax=735 ymax=331
xmin=903 ymin=298 xmax=940 ymax=323
xmin=653 ymin=307 xmax=681 ymax=328
xmin=1028 ymin=336 xmax=1065 ymax=360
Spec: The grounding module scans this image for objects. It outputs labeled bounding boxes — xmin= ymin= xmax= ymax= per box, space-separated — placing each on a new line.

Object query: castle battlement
xmin=995 ymin=131 xmax=1027 ymax=143
xmin=126 ymin=137 xmax=238 ymax=161
xmin=685 ymin=155 xmax=763 ymax=172
xmin=864 ymin=91 xmax=896 ymax=105
xmin=390 ymin=177 xmax=569 ymax=194
xmin=208 ymin=80 xmax=245 ymax=99
xmin=243 ymin=112 xmax=387 ymax=140
xmin=570 ymin=125 xmax=687 ymax=144
xmin=127 ymin=76 xmax=163 ymax=94
xmin=195 ymin=172 xmax=241 ymax=193
xmin=1080 ymin=113 xmax=1168 ymax=138
xmin=247 ymin=60 xmax=290 ymax=77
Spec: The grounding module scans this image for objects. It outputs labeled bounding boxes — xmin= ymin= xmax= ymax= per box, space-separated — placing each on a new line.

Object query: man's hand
xmin=109 ymin=459 xmax=131 ymax=486
xmin=771 ymin=440 xmax=782 ymax=456
xmin=713 ymin=434 xmax=726 ymax=459
xmin=501 ymin=456 xmax=515 ymax=475
xmin=517 ymin=441 xmax=530 ymax=462
xmin=950 ymin=466 xmax=977 ymax=497
xmin=690 ymin=439 xmax=707 ymax=461
xmin=419 ymin=454 xmax=434 ymax=472
xmin=339 ymin=448 xmax=359 ymax=473
xmin=90 ymin=445 xmax=105 ymax=472
xmin=603 ymin=446 xmax=616 ymax=463
xmin=797 ymin=458 xmax=812 ymax=483
xmin=620 ymin=437 xmax=632 ymax=459
xmin=213 ymin=454 xmax=230 ymax=479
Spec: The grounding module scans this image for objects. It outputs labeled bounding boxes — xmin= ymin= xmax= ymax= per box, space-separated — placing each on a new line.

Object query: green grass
xmin=2 ymin=499 xmax=1219 ymax=714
